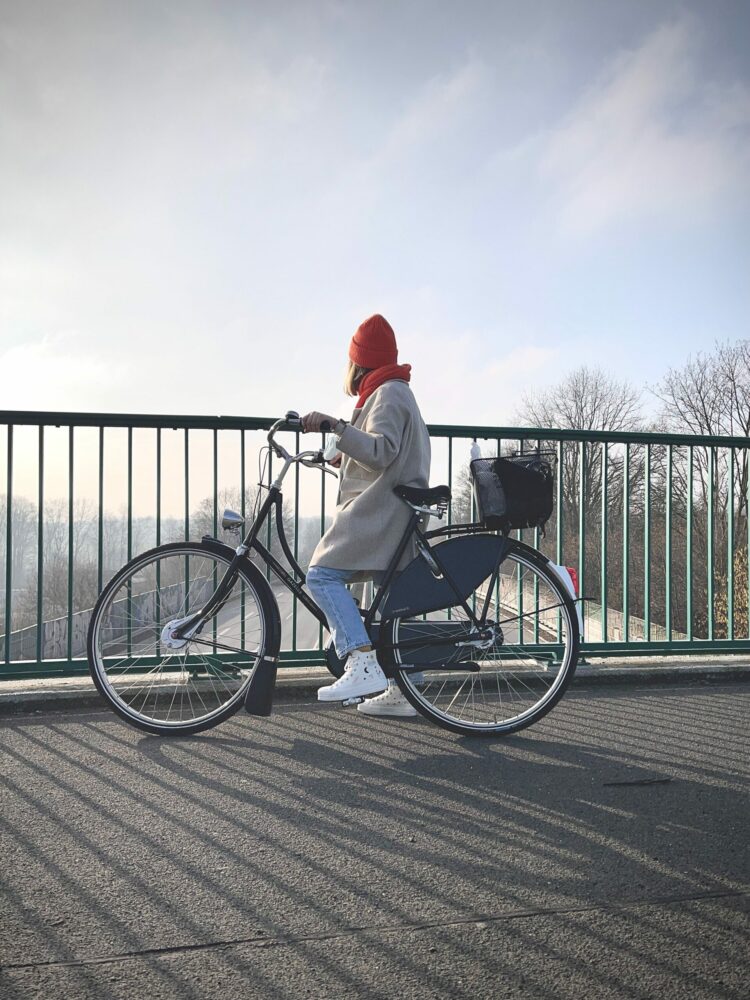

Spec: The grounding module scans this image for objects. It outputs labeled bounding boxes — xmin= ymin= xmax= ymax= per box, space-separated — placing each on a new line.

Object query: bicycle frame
xmin=173 ymin=418 xmax=506 ymax=645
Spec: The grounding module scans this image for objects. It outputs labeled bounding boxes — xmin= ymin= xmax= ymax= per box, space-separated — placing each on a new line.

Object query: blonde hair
xmin=344 ymin=359 xmax=371 ymax=397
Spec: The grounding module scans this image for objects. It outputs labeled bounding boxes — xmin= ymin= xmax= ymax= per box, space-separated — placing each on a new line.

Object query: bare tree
xmin=653 ymin=340 xmax=750 ymax=437
xmin=512 ymin=366 xmax=647 ymax=630
xmin=653 ymin=339 xmax=750 ymax=517
xmin=191 ymin=488 xmax=256 ymax=541
xmin=190 ymin=486 xmax=295 ymax=573
xmin=518 ymin=366 xmax=643 ymax=434
xmin=516 ymin=365 xmax=643 ymax=513
xmin=652 ymin=339 xmax=750 ymax=637
xmin=0 ymin=495 xmax=38 ymax=632
xmin=14 ymin=498 xmax=100 ymax=628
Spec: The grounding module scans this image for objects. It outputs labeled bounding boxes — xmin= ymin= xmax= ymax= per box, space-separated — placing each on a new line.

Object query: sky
xmin=1 ymin=0 xmax=749 ymax=435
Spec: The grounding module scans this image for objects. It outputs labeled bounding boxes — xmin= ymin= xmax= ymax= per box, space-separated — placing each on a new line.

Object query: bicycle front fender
xmin=197 ymin=537 xmax=283 ymax=717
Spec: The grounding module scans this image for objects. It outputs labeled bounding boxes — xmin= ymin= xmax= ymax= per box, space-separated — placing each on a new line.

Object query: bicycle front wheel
xmin=87 ymin=542 xmax=274 ymax=735
xmin=388 ymin=541 xmax=579 ymax=736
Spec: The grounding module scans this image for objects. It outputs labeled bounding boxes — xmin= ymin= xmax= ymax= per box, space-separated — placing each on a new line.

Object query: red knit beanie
xmin=349 ymin=314 xmax=397 ymax=368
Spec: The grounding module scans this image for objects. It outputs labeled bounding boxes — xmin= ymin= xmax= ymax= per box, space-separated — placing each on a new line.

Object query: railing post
xmin=240 ymin=429 xmax=246 ymax=650
xmin=127 ymin=427 xmax=133 ymax=561
xmin=184 ymin=428 xmax=190 ymax=641
xmin=67 ymin=426 xmax=74 ymax=661
xmin=727 ymin=448 xmax=734 ymax=640
xmin=317 ymin=437 xmax=324 ymax=648
xmin=156 ymin=426 xmax=162 ymax=657
xmin=184 ymin=429 xmax=190 ymax=541
xmin=644 ymin=443 xmax=651 ymax=642
xmin=708 ymin=447 xmax=715 ymax=640
xmin=212 ymin=428 xmax=218 ymax=538
xmin=623 ymin=443 xmax=630 ymax=643
xmin=292 ymin=429 xmax=300 ymax=652
xmin=518 ymin=437 xmax=525 ymax=635
xmin=156 ymin=428 xmax=162 ymax=546
xmin=556 ymin=439 xmax=563 ymax=643
xmin=578 ymin=440 xmax=585 ymax=610
xmin=126 ymin=426 xmax=133 ymax=655
xmin=447 ymin=437 xmax=453 ymax=527
xmin=687 ymin=446 xmax=693 ymax=641
xmin=4 ymin=425 xmax=13 ymax=665
xmin=601 ymin=442 xmax=608 ymax=643
xmin=666 ymin=444 xmax=672 ymax=642
xmin=212 ymin=428 xmax=218 ymax=643
xmin=97 ymin=427 xmax=104 ymax=595
xmin=36 ymin=427 xmax=44 ymax=664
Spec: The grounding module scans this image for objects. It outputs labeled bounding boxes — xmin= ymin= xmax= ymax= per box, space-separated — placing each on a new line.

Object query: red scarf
xmin=355 ymin=363 xmax=412 ymax=408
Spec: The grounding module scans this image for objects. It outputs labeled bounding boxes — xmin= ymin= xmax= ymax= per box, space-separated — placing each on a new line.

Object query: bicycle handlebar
xmin=269 ymin=413 xmax=333 ymax=441
xmin=266 ymin=412 xmax=338 ymax=478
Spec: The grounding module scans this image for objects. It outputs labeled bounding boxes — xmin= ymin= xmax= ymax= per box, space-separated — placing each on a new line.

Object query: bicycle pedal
xmin=342 ymin=696 xmax=365 ymax=707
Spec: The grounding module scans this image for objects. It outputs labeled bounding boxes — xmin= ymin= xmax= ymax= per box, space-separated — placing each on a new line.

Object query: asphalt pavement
xmin=0 ymin=681 xmax=748 ymax=999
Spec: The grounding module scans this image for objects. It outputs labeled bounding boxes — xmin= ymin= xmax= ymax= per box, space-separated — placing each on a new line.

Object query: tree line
xmin=0 ymin=486 xmax=325 ymax=636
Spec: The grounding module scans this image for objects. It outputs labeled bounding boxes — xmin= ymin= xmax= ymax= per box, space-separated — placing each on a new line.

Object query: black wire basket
xmin=470 ymin=452 xmax=554 ymax=533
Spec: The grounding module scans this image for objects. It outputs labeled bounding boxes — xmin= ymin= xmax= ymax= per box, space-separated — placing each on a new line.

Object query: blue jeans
xmin=306 ymin=566 xmax=389 ymax=659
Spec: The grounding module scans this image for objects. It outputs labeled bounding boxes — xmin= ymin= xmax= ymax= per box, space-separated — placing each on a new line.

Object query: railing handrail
xmin=1 ymin=410 xmax=748 ymax=449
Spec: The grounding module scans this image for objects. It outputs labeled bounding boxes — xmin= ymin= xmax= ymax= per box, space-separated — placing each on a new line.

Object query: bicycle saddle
xmin=393 ymin=484 xmax=452 ymax=505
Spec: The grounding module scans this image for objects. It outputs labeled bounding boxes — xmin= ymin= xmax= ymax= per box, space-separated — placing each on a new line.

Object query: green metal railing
xmin=1 ymin=410 xmax=749 ymax=679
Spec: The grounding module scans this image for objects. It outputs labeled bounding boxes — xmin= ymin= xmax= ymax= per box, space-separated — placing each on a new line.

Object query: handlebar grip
xmin=320 ymin=420 xmax=332 ymax=433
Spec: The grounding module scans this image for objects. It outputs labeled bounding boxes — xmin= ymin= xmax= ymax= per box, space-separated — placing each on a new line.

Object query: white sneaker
xmin=317 ymin=649 xmax=387 ymax=702
xmin=357 ymin=680 xmax=418 ymax=717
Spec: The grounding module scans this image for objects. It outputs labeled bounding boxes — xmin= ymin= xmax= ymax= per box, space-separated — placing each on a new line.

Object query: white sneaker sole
xmin=317 ymin=675 xmax=387 ymax=702
xmin=357 ymin=701 xmax=418 ymax=718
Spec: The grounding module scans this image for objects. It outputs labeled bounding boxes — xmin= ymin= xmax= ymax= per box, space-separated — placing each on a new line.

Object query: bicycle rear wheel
xmin=387 ymin=541 xmax=579 ymax=736
xmin=87 ymin=542 xmax=274 ymax=735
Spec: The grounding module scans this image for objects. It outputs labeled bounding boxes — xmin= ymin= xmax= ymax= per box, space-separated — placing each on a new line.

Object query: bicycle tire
xmin=87 ymin=541 xmax=279 ymax=736
xmin=388 ymin=538 xmax=580 ymax=736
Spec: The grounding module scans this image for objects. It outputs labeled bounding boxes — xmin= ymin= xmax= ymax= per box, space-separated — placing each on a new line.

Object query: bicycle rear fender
xmin=509 ymin=539 xmax=583 ymax=640
xmin=198 ymin=537 xmax=283 ymax=717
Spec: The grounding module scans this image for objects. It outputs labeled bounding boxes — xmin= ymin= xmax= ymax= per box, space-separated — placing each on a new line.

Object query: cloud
xmin=309 ymin=55 xmax=487 ymax=240
xmin=380 ymin=57 xmax=487 ymax=158
xmin=539 ymin=17 xmax=750 ymax=236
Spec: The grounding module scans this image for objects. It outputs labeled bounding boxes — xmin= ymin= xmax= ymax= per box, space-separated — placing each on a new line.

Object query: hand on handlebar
xmin=301 ymin=411 xmax=337 ymax=433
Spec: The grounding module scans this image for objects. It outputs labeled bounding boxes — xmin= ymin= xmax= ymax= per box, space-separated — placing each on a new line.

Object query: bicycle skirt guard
xmin=380 ymin=533 xmax=510 ymax=620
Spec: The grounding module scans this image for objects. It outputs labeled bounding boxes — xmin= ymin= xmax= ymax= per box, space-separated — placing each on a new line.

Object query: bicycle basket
xmin=470 ymin=452 xmax=554 ymax=532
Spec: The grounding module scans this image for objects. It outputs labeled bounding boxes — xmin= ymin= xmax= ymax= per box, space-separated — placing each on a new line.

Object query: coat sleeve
xmin=336 ymin=390 xmax=406 ymax=472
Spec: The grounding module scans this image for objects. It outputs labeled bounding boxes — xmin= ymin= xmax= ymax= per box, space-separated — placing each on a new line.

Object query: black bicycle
xmin=87 ymin=411 xmax=580 ymax=736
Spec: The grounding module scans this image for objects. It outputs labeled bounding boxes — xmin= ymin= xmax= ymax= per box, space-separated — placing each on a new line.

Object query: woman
xmin=302 ymin=314 xmax=431 ymax=716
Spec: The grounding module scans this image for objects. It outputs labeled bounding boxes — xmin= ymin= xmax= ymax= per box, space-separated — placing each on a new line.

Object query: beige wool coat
xmin=309 ymin=379 xmax=431 ymax=579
